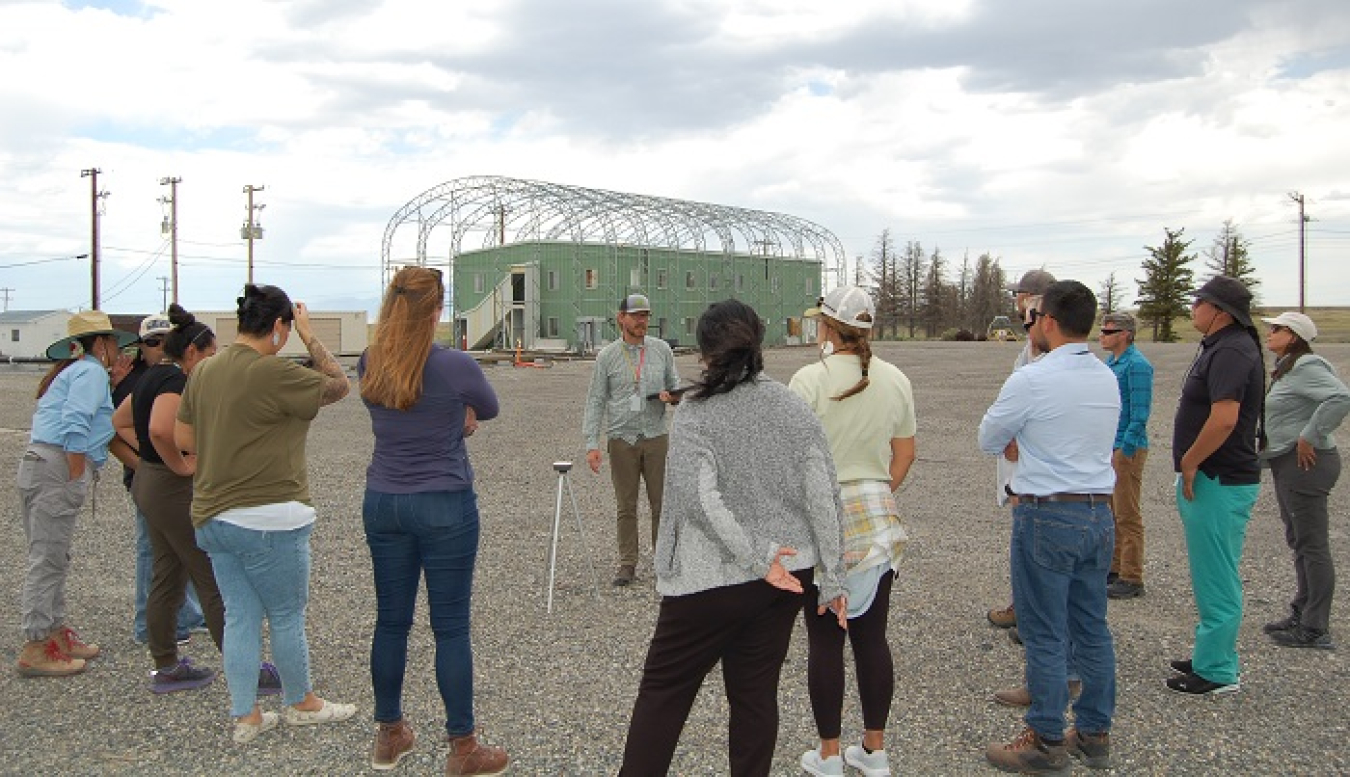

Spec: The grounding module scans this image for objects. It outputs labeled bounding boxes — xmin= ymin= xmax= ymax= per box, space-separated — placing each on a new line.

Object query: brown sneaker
xmin=372 ymin=718 xmax=416 ymax=770
xmin=54 ymin=626 xmax=100 ymax=660
xmin=985 ymin=728 xmax=1070 ymax=775
xmin=16 ymin=639 xmax=87 ymax=678
xmin=446 ymin=730 xmax=509 ymax=776
xmin=987 ymin=604 xmax=1017 ymax=628
xmin=612 ymin=564 xmax=636 ymax=587
xmin=992 ymin=680 xmax=1082 ymax=707
xmin=1065 ymin=727 xmax=1111 ymax=769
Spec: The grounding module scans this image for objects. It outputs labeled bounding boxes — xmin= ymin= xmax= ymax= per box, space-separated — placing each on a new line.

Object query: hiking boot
xmin=843 ymin=744 xmax=891 ymax=776
xmin=1106 ymin=579 xmax=1145 ymax=599
xmin=446 ymin=730 xmax=509 ymax=776
xmin=985 ymin=728 xmax=1070 ymax=775
xmin=54 ymin=626 xmax=100 ymax=660
xmin=800 ymin=747 xmax=844 ymax=776
xmin=992 ymin=680 xmax=1081 ymax=707
xmin=1264 ymin=611 xmax=1302 ymax=634
xmin=150 ymin=657 xmax=217 ymax=694
xmin=1106 ymin=571 xmax=1119 ymax=584
xmin=1166 ymin=672 xmax=1239 ymax=696
xmin=257 ymin=661 xmax=283 ymax=696
xmin=1170 ymin=658 xmax=1192 ymax=675
xmin=372 ymin=718 xmax=416 ymax=771
xmin=16 ymin=639 xmax=86 ymax=678
xmin=1008 ymin=626 xmax=1022 ymax=646
xmin=987 ymin=604 xmax=1017 ymax=628
xmin=1270 ymin=624 xmax=1335 ymax=650
xmin=612 ymin=564 xmax=636 ymax=587
xmin=1065 ymin=727 xmax=1111 ymax=769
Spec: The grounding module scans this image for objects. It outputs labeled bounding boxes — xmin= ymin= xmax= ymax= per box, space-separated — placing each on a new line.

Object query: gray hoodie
xmin=655 ymin=374 xmax=847 ymax=603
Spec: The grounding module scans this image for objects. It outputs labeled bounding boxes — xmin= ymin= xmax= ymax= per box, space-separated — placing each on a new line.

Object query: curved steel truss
xmin=380 ymin=175 xmax=845 ymax=284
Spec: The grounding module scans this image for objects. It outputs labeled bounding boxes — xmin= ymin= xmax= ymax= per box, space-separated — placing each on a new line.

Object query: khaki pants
xmin=1109 ymin=448 xmax=1147 ymax=583
xmin=608 ymin=436 xmax=667 ymax=566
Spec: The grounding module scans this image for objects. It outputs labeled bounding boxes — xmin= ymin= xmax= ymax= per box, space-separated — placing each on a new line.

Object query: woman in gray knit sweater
xmin=1259 ymin=312 xmax=1350 ymax=650
xmin=619 ymin=299 xmax=848 ymax=777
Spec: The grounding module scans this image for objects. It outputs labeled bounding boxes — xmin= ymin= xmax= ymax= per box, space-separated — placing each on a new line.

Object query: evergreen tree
xmin=897 ymin=240 xmax=926 ymax=338
xmin=1203 ymin=220 xmax=1260 ymax=304
xmin=1098 ymin=271 xmax=1124 ymax=314
xmin=921 ymin=247 xmax=948 ymax=337
xmin=869 ymin=230 xmax=899 ymax=339
xmin=971 ymin=253 xmax=1010 ymax=336
xmin=1137 ymin=227 xmax=1196 ymax=342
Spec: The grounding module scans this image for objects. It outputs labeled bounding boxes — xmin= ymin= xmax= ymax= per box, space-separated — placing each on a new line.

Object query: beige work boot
xmin=16 ymin=639 xmax=86 ymax=678
xmin=53 ymin=626 xmax=100 ymax=660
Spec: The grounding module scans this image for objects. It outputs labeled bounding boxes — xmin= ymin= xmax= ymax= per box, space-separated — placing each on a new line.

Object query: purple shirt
xmin=358 ymin=345 xmax=499 ymax=494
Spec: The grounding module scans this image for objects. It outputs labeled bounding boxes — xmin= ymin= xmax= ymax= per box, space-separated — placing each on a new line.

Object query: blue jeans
xmin=196 ymin=520 xmax=314 ymax=717
xmin=134 ymin=509 xmax=204 ymax=642
xmin=1011 ymin=501 xmax=1116 ymax=739
xmin=364 ymin=489 xmax=479 ymax=737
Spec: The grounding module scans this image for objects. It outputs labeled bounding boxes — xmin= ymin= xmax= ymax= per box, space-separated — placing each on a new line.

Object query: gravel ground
xmin=0 ymin=340 xmax=1348 ymax=776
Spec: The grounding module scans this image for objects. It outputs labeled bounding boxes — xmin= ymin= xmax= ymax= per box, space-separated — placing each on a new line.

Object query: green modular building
xmin=380 ymin=176 xmax=845 ymax=352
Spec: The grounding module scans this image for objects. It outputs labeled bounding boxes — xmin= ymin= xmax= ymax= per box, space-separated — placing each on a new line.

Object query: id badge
xmin=630 ymin=393 xmax=643 ymax=412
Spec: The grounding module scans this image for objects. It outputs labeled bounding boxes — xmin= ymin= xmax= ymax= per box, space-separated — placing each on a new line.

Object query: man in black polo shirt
xmin=1168 ymin=276 xmax=1264 ymax=695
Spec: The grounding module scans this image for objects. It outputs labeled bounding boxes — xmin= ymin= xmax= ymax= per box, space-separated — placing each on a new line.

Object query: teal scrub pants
xmin=1177 ymin=471 xmax=1260 ymax=685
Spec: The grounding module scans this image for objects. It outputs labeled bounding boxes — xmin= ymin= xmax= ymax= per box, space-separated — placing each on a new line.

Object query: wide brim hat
xmin=46 ymin=311 xmax=139 ymax=359
xmin=1260 ymin=311 xmax=1317 ymax=343
xmin=1191 ymin=275 xmax=1253 ymax=329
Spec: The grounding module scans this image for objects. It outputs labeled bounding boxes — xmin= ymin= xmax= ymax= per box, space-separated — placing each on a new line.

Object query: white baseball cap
xmin=805 ymin=286 xmax=874 ymax=330
xmin=1260 ymin=311 xmax=1318 ymax=342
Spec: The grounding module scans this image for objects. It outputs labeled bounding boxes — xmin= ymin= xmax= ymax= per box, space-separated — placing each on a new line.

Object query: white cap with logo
xmin=805 ymin=286 xmax=874 ymax=330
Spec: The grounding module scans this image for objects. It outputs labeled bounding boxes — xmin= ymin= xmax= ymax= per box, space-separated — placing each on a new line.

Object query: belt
xmin=1019 ymin=493 xmax=1112 ymax=505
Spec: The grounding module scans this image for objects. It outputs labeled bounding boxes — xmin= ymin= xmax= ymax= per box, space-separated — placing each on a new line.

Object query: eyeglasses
xmin=1270 ymin=325 xmax=1288 ymax=334
xmin=1099 ymin=329 xmax=1123 ymax=336
xmin=141 ymin=336 xmax=164 ymax=347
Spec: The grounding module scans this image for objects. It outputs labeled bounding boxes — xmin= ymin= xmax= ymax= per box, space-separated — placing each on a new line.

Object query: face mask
xmin=820 ymin=340 xmax=835 ymax=357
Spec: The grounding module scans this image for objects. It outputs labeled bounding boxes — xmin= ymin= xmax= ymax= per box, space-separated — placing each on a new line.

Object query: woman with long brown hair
xmin=790 ymin=286 xmax=916 ymax=776
xmin=358 ymin=266 xmax=505 ymax=774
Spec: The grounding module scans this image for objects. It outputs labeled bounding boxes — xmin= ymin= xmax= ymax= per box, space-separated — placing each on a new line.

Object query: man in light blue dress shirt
xmin=979 ymin=281 xmax=1120 ymax=774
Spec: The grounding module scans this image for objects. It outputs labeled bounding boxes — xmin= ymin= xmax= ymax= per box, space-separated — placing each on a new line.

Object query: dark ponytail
xmin=689 ymin=299 xmax=764 ymax=401
xmin=236 ymin=283 xmax=294 ymax=337
xmin=164 ymin=303 xmax=215 ymax=359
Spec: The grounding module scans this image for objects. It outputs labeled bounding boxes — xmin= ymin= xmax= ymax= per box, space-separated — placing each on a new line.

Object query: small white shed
xmin=0 ymin=310 xmax=72 ymax=359
xmin=193 ymin=310 xmax=369 ymax=357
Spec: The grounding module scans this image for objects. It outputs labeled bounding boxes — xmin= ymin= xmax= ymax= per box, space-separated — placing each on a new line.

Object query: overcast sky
xmin=1 ymin=0 xmax=1347 ymax=317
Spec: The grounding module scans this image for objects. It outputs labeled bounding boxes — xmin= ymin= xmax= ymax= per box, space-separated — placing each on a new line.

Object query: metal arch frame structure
xmin=379 ymin=175 xmax=846 ymax=288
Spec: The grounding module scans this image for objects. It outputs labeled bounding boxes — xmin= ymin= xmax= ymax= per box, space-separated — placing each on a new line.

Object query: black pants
xmin=804 ymin=570 xmax=895 ymax=738
xmin=619 ymin=570 xmax=811 ymax=777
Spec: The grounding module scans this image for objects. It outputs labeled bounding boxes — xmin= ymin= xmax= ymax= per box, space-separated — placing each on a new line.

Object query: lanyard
xmin=621 ymin=344 xmax=646 ymax=392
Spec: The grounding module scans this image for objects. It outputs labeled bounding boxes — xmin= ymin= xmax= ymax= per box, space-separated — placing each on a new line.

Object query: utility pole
xmin=0 ymin=287 xmax=12 ymax=312
xmin=160 ymin=177 xmax=182 ymax=304
xmin=242 ymin=185 xmax=266 ymax=284
xmin=1289 ymin=191 xmax=1307 ymax=312
xmin=80 ymin=168 xmax=109 ymax=309
xmin=157 ymin=276 xmax=170 ymax=312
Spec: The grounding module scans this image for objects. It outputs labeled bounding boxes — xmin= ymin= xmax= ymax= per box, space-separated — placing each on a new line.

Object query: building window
xmin=10 ymin=329 xmax=18 ymax=342
xmin=585 ymin=268 xmax=598 ymax=289
xmin=805 ymin=276 xmax=814 ymax=294
xmin=547 ymin=317 xmax=559 ymax=337
xmin=657 ymin=269 xmax=668 ymax=289
xmin=631 ymin=267 xmax=641 ymax=287
xmin=686 ymin=271 xmax=697 ymax=290
xmin=547 ymin=270 xmax=558 ymax=290
xmin=709 ymin=274 xmax=719 ymax=291
xmin=685 ymin=317 xmax=695 ymax=335
xmin=736 ymin=274 xmax=744 ymax=292
xmin=474 ymin=274 xmax=485 ymax=294
xmin=656 ymin=317 xmax=667 ymax=336
xmin=771 ymin=276 xmax=781 ymax=293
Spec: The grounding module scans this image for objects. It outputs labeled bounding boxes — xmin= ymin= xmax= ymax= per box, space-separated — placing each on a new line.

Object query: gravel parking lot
xmin=1 ymin=339 xmax=1347 ymax=775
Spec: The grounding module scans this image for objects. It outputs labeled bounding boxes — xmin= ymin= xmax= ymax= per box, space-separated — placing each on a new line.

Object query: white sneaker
xmin=801 ymin=748 xmax=844 ymax=776
xmin=844 ymin=744 xmax=891 ymax=776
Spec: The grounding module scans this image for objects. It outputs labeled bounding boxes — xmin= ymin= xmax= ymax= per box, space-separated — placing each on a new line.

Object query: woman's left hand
xmin=764 ymin=547 xmax=803 ymax=593
xmin=818 ymin=595 xmax=849 ymax=630
xmin=1297 ymin=437 xmax=1317 ymax=470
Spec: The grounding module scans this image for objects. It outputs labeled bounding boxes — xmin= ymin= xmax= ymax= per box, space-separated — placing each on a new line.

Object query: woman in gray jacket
xmin=1259 ymin=312 xmax=1350 ymax=649
xmin=619 ymin=299 xmax=848 ymax=777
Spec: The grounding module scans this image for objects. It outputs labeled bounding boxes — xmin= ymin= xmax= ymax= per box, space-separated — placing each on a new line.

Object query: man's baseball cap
xmin=619 ymin=293 xmax=651 ymax=313
xmin=139 ymin=313 xmax=173 ymax=340
xmin=805 ymin=286 xmax=874 ymax=330
xmin=1101 ymin=312 xmax=1136 ymax=332
xmin=1007 ymin=269 xmax=1056 ymax=295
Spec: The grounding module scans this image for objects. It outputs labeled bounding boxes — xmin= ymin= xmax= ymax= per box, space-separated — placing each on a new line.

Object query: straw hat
xmin=45 ymin=311 xmax=139 ymax=359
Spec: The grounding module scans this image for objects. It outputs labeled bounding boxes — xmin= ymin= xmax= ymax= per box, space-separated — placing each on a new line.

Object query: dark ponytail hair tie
xmin=861 ymin=368 xmax=869 ymax=377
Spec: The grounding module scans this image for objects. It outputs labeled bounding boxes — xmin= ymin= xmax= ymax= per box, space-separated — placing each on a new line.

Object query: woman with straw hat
xmin=16 ymin=311 xmax=136 ymax=677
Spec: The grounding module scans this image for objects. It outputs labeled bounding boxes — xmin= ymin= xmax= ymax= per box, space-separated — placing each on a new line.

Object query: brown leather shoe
xmin=372 ymin=718 xmax=416 ymax=770
xmin=53 ymin=626 xmax=100 ymax=660
xmin=446 ymin=730 xmax=509 ymax=776
xmin=987 ymin=604 xmax=1017 ymax=628
xmin=986 ymin=727 xmax=1069 ymax=774
xmin=16 ymin=639 xmax=86 ymax=678
xmin=992 ymin=681 xmax=1082 ymax=707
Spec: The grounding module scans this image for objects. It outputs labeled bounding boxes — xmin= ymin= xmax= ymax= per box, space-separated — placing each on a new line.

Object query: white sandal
xmin=233 ymin=711 xmax=280 ymax=744
xmin=282 ymin=698 xmax=358 ymax=726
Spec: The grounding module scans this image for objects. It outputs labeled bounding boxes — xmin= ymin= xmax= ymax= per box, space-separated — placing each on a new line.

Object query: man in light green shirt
xmin=582 ymin=294 xmax=680 ymax=586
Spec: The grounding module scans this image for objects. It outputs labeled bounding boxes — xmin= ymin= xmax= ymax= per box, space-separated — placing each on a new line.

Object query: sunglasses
xmin=141 ymin=336 xmax=164 ymax=347
xmin=1269 ymin=325 xmax=1288 ymax=334
xmin=1099 ymin=329 xmax=1123 ymax=336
